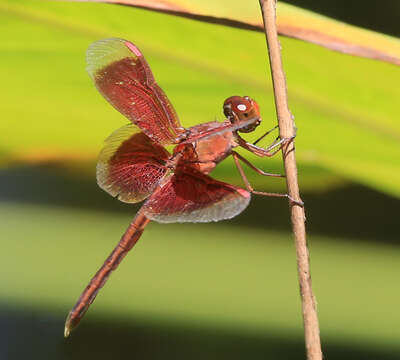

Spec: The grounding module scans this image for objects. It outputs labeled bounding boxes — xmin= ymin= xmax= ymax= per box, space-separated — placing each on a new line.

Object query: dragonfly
xmin=64 ymin=38 xmax=299 ymax=337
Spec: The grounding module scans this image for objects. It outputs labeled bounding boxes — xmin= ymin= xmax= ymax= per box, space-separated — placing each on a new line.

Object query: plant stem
xmin=258 ymin=1 xmax=322 ymax=359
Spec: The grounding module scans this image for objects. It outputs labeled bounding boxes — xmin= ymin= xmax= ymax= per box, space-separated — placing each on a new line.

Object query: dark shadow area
xmin=238 ymin=186 xmax=400 ymax=244
xmin=2 ymin=303 xmax=399 ymax=360
xmin=282 ymin=0 xmax=400 ymax=38
xmin=1 ymin=166 xmax=399 ymax=243
xmin=0 ymin=165 xmax=139 ymax=213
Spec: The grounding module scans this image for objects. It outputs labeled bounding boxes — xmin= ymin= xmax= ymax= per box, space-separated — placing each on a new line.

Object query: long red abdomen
xmin=64 ymin=212 xmax=150 ymax=337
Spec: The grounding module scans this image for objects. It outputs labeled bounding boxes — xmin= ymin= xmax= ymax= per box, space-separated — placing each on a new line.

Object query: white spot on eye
xmin=237 ymin=104 xmax=247 ymax=111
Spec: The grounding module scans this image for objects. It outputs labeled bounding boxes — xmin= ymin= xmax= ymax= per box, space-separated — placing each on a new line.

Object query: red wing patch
xmin=97 ymin=124 xmax=170 ymax=203
xmin=142 ymin=167 xmax=250 ymax=223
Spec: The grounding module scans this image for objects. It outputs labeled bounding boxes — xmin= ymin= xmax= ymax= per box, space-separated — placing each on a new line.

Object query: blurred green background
xmin=1 ymin=1 xmax=400 ymax=359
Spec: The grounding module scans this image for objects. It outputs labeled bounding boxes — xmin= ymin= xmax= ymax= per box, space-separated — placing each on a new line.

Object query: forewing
xmin=142 ymin=167 xmax=250 ymax=223
xmin=97 ymin=124 xmax=170 ymax=203
xmin=87 ymin=38 xmax=184 ymax=145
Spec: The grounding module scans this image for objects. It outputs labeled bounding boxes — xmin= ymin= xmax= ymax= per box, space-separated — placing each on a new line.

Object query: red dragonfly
xmin=64 ymin=38 xmax=298 ymax=337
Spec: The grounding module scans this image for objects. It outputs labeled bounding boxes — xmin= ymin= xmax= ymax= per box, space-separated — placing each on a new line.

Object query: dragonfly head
xmin=223 ymin=96 xmax=261 ymax=133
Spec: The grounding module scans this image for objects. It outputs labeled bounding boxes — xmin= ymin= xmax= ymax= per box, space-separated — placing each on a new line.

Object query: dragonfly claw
xmin=288 ymin=195 xmax=304 ymax=207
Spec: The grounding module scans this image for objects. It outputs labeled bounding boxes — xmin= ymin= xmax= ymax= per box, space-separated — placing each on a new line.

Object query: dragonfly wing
xmin=97 ymin=124 xmax=170 ymax=203
xmin=87 ymin=38 xmax=184 ymax=145
xmin=142 ymin=167 xmax=251 ymax=223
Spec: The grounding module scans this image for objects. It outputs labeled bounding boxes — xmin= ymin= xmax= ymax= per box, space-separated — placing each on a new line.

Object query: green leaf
xmin=1 ymin=0 xmax=400 ymax=197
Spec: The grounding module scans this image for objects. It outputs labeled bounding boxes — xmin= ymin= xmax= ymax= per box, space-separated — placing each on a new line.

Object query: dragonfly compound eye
xmin=223 ymin=103 xmax=233 ymax=118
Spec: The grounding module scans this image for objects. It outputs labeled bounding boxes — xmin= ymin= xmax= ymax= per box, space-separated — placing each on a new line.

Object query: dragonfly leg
xmin=253 ymin=125 xmax=278 ymax=145
xmin=231 ymin=151 xmax=284 ymax=178
xmin=263 ymin=132 xmax=297 ymax=154
xmin=231 ymin=151 xmax=303 ymax=207
xmin=236 ymin=132 xmax=295 ymax=158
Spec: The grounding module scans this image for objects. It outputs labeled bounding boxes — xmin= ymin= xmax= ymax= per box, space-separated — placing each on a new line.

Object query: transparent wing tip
xmin=86 ymin=38 xmax=132 ymax=79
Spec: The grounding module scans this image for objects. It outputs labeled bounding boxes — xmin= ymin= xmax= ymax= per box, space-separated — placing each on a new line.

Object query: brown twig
xmin=258 ymin=1 xmax=323 ymax=359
